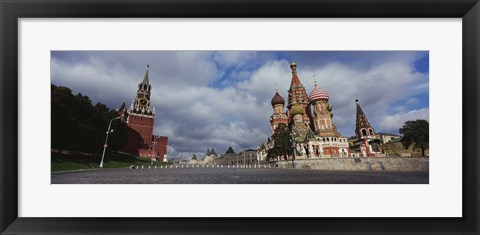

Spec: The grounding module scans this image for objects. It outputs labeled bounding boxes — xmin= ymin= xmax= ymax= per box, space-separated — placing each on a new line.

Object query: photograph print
xmin=51 ymin=51 xmax=429 ymax=184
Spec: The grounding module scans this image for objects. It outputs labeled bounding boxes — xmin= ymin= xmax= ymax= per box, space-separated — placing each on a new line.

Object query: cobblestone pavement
xmin=51 ymin=166 xmax=429 ymax=184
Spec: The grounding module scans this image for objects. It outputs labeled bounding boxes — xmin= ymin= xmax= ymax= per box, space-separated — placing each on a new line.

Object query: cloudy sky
xmin=51 ymin=51 xmax=429 ymax=159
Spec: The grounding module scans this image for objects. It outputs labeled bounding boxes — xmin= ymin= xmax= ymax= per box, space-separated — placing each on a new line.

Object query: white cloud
xmin=213 ymin=51 xmax=258 ymax=68
xmin=378 ymin=108 xmax=429 ymax=134
xmin=406 ymin=97 xmax=420 ymax=105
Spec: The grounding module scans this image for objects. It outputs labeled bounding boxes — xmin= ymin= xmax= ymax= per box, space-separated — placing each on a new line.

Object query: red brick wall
xmin=155 ymin=136 xmax=168 ymax=161
xmin=123 ymin=114 xmax=154 ymax=156
xmin=123 ymin=128 xmax=143 ymax=155
xmin=138 ymin=148 xmax=155 ymax=158
xmin=323 ymin=146 xmax=339 ymax=155
xmin=127 ymin=115 xmax=154 ymax=147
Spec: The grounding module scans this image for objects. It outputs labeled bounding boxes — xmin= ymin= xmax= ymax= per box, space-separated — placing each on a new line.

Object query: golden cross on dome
xmin=313 ymin=74 xmax=317 ymax=85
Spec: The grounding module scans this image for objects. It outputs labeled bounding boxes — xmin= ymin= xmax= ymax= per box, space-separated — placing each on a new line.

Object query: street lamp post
xmin=99 ymin=116 xmax=121 ymax=168
xmin=150 ymin=136 xmax=160 ymax=165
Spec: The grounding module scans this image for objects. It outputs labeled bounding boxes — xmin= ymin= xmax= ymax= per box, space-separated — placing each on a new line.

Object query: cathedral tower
xmin=287 ymin=60 xmax=310 ymax=129
xmin=290 ymin=105 xmax=309 ymax=137
xmin=269 ymin=89 xmax=288 ymax=135
xmin=308 ymin=81 xmax=339 ymax=137
xmin=355 ymin=99 xmax=375 ymax=139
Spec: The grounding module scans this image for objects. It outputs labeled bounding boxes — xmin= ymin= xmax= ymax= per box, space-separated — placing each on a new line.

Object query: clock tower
xmin=121 ymin=65 xmax=166 ymax=159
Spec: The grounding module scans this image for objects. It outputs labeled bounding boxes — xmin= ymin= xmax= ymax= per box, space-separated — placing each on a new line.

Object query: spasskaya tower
xmin=119 ymin=65 xmax=168 ymax=160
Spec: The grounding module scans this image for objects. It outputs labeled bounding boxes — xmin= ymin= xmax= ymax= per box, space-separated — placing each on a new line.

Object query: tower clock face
xmin=138 ymin=98 xmax=149 ymax=106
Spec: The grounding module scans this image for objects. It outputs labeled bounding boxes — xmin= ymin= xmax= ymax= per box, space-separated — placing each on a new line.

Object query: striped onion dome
xmin=290 ymin=105 xmax=305 ymax=116
xmin=308 ymin=83 xmax=329 ymax=102
xmin=271 ymin=92 xmax=285 ymax=106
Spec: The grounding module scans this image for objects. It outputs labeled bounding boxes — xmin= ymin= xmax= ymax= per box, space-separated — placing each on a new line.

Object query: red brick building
xmin=118 ymin=65 xmax=168 ymax=161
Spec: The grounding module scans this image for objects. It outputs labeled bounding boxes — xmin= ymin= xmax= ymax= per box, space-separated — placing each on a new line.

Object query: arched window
xmin=362 ymin=129 xmax=367 ymax=136
xmin=369 ymin=129 xmax=374 ymax=136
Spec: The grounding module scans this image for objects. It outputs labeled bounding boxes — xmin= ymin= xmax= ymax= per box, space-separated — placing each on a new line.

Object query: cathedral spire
xmin=289 ymin=59 xmax=302 ymax=87
xmin=355 ymin=99 xmax=375 ymax=139
xmin=355 ymin=99 xmax=365 ymax=117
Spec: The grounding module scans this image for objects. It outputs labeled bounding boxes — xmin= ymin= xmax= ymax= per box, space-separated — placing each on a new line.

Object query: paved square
xmin=51 ymin=167 xmax=428 ymax=184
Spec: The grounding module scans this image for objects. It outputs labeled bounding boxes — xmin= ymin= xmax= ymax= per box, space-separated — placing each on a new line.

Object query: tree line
xmin=51 ymin=84 xmax=128 ymax=155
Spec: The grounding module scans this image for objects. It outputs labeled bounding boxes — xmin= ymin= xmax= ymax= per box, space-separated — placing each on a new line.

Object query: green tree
xmin=51 ymin=85 xmax=74 ymax=153
xmin=267 ymin=123 xmax=293 ymax=161
xmin=51 ymin=84 xmax=128 ymax=155
xmin=368 ymin=138 xmax=383 ymax=152
xmin=399 ymin=119 xmax=429 ymax=157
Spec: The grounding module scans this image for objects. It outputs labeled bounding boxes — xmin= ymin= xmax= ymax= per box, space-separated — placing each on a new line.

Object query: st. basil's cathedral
xmin=269 ymin=60 xmax=380 ymax=159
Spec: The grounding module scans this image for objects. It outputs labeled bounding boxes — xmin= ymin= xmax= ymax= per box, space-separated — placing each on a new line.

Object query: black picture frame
xmin=1 ymin=0 xmax=478 ymax=234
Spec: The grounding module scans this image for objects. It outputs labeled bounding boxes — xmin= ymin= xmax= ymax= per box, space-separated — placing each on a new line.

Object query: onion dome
xmin=308 ymin=83 xmax=329 ymax=102
xmin=290 ymin=105 xmax=305 ymax=116
xmin=271 ymin=92 xmax=285 ymax=106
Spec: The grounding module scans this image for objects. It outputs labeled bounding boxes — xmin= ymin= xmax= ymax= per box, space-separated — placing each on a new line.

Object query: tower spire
xmin=289 ymin=59 xmax=301 ymax=87
xmin=355 ymin=99 xmax=365 ymax=116
xmin=355 ymin=99 xmax=375 ymax=139
xmin=142 ymin=64 xmax=150 ymax=85
xmin=118 ymin=99 xmax=126 ymax=111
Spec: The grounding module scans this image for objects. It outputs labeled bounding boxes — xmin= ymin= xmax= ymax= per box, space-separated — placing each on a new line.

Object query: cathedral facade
xmin=269 ymin=61 xmax=350 ymax=159
xmin=118 ymin=65 xmax=168 ymax=161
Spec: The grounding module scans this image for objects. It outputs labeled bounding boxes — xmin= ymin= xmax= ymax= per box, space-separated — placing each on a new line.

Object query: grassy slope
xmin=383 ymin=141 xmax=429 ymax=157
xmin=51 ymin=150 xmax=172 ymax=172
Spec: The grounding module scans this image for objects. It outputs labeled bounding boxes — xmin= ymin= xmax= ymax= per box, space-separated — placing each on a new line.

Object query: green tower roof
xmin=290 ymin=105 xmax=305 ymax=116
xmin=141 ymin=65 xmax=150 ymax=85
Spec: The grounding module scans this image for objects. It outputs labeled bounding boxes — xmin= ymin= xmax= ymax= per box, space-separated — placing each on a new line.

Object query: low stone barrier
xmin=130 ymin=158 xmax=428 ymax=172
xmin=275 ymin=157 xmax=429 ymax=172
